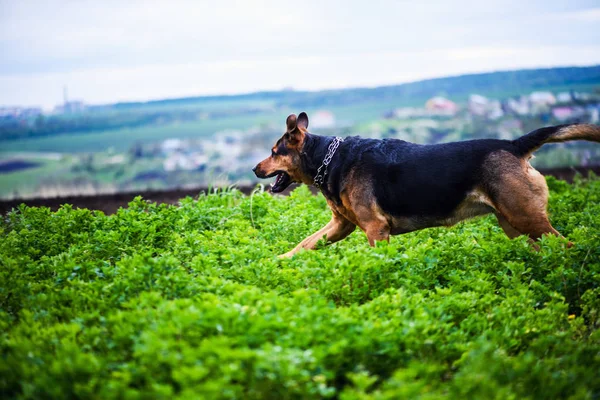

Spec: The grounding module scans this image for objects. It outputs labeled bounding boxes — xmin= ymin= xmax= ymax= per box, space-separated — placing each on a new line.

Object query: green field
xmin=0 ymin=99 xmax=433 ymax=155
xmin=0 ymin=113 xmax=273 ymax=154
xmin=1 ymin=177 xmax=599 ymax=398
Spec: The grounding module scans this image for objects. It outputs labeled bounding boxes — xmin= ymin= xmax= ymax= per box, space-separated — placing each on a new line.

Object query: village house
xmin=310 ymin=110 xmax=336 ymax=128
xmin=54 ymin=101 xmax=86 ymax=114
xmin=0 ymin=107 xmax=42 ymax=119
xmin=503 ymin=96 xmax=530 ymax=116
xmin=468 ymin=94 xmax=504 ymax=120
xmin=163 ymin=152 xmax=209 ymax=172
xmin=468 ymin=94 xmax=489 ymax=116
xmin=487 ymin=101 xmax=504 ymax=120
xmin=556 ymin=92 xmax=573 ymax=103
xmin=551 ymin=106 xmax=586 ymax=123
xmin=425 ymin=96 xmax=459 ymax=116
xmin=529 ymin=91 xmax=556 ymax=114
xmin=386 ymin=107 xmax=429 ymax=119
xmin=586 ymin=105 xmax=599 ymax=123
xmin=160 ymin=138 xmax=186 ymax=154
xmin=529 ymin=91 xmax=557 ymax=106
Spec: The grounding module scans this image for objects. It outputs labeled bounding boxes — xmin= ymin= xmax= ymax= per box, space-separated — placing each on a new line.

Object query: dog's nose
xmin=252 ymin=166 xmax=257 ymax=173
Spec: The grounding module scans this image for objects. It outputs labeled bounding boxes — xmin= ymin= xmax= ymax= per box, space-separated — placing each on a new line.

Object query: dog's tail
xmin=513 ymin=123 xmax=600 ymax=157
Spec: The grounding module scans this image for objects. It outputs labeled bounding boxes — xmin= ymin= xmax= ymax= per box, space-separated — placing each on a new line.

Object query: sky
xmin=1 ymin=0 xmax=600 ymax=109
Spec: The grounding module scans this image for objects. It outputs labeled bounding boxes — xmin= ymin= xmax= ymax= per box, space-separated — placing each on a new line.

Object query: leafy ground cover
xmin=1 ymin=176 xmax=599 ymax=399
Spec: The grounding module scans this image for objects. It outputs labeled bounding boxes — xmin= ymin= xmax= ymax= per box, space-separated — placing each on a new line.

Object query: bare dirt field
xmin=1 ymin=166 xmax=598 ymax=215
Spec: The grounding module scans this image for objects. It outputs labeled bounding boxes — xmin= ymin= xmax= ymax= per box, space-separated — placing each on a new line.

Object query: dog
xmin=253 ymin=112 xmax=600 ymax=258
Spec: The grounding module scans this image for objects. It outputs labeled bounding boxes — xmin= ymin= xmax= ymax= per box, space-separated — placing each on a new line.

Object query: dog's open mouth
xmin=271 ymin=171 xmax=292 ymax=193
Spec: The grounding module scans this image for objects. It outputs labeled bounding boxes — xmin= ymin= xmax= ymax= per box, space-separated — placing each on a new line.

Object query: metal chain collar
xmin=313 ymin=136 xmax=344 ymax=189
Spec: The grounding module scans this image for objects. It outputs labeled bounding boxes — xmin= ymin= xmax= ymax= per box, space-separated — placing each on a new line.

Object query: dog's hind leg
xmin=352 ymin=203 xmax=390 ymax=246
xmin=361 ymin=217 xmax=390 ymax=247
xmin=278 ymin=214 xmax=356 ymax=258
xmin=497 ymin=209 xmax=561 ymax=241
xmin=486 ymin=153 xmax=566 ymax=244
xmin=341 ymin=184 xmax=391 ymax=247
xmin=495 ymin=213 xmax=524 ymax=239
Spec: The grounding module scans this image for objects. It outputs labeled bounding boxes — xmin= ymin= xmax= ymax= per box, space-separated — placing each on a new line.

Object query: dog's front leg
xmin=278 ymin=215 xmax=355 ymax=258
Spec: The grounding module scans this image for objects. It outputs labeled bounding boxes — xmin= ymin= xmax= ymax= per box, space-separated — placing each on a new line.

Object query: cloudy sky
xmin=1 ymin=0 xmax=599 ymax=109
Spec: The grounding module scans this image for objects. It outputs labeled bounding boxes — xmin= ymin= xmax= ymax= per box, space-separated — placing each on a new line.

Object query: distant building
xmin=0 ymin=106 xmax=42 ymax=119
xmin=161 ymin=138 xmax=186 ymax=153
xmin=503 ymin=96 xmax=530 ymax=116
xmin=572 ymin=91 xmax=593 ymax=102
xmin=556 ymin=92 xmax=573 ymax=103
xmin=487 ymin=101 xmax=504 ymax=120
xmin=163 ymin=153 xmax=208 ymax=172
xmin=311 ymin=110 xmax=336 ymax=128
xmin=54 ymin=101 xmax=86 ymax=114
xmin=552 ymin=107 xmax=574 ymax=122
xmin=425 ymin=97 xmax=458 ymax=116
xmin=54 ymin=85 xmax=86 ymax=114
xmin=104 ymin=155 xmax=126 ymax=165
xmin=551 ymin=106 xmax=587 ymax=122
xmin=468 ymin=94 xmax=503 ymax=120
xmin=468 ymin=94 xmax=489 ymax=116
xmin=529 ymin=91 xmax=556 ymax=106
xmin=387 ymin=107 xmax=428 ymax=119
xmin=586 ymin=105 xmax=599 ymax=123
xmin=0 ymin=107 xmax=18 ymax=118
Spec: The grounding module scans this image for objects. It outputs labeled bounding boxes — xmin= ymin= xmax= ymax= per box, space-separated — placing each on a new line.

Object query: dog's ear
xmin=297 ymin=112 xmax=309 ymax=130
xmin=286 ymin=130 xmax=304 ymax=145
xmin=286 ymin=114 xmax=297 ymax=132
xmin=285 ymin=113 xmax=305 ymax=145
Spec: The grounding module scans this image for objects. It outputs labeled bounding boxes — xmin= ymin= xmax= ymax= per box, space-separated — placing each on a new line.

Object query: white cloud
xmin=1 ymin=1 xmax=599 ymax=107
xmin=543 ymin=7 xmax=600 ymax=22
xmin=2 ymin=44 xmax=600 ymax=109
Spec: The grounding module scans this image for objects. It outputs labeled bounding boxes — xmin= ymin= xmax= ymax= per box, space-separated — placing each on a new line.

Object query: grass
xmin=1 ymin=177 xmax=599 ymax=398
xmin=0 ymin=160 xmax=65 ymax=198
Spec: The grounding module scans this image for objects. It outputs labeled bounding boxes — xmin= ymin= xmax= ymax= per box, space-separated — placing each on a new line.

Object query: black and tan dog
xmin=253 ymin=112 xmax=600 ymax=258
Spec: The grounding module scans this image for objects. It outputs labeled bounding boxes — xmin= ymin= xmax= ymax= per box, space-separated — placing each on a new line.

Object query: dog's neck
xmin=300 ymin=133 xmax=338 ymax=187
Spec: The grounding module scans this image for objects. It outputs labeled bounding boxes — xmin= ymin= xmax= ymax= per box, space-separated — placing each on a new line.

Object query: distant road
xmin=1 ymin=165 xmax=599 ymax=215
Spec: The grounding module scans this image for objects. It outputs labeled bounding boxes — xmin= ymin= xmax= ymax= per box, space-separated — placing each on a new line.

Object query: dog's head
xmin=253 ymin=112 xmax=310 ymax=193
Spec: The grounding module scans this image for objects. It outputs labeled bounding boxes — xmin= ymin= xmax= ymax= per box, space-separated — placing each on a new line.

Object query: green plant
xmin=1 ymin=177 xmax=599 ymax=399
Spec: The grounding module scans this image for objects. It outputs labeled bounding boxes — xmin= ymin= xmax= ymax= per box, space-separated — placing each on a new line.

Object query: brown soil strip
xmin=1 ymin=166 xmax=598 ymax=215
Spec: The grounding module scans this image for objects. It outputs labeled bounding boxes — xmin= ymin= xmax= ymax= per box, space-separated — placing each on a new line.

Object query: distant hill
xmin=3 ymin=65 xmax=599 ymax=143
xmin=112 ymin=65 xmax=600 ymax=110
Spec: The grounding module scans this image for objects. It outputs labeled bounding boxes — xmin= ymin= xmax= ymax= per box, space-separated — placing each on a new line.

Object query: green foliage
xmin=1 ymin=178 xmax=600 ymax=399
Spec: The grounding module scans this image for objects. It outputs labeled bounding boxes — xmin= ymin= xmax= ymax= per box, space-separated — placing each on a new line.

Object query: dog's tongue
xmin=271 ymin=173 xmax=282 ymax=188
